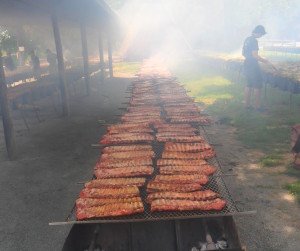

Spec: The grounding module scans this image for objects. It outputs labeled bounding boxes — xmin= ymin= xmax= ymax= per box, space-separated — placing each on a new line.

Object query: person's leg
xmin=244 ymin=86 xmax=252 ymax=108
xmin=253 ymin=88 xmax=262 ymax=109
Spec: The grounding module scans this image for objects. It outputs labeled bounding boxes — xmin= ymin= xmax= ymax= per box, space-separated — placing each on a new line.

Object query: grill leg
xmin=19 ymin=109 xmax=30 ymax=131
xmin=175 ymin=220 xmax=182 ymax=251
xmin=128 ymin=223 xmax=133 ymax=251
xmin=88 ymin=225 xmax=100 ymax=251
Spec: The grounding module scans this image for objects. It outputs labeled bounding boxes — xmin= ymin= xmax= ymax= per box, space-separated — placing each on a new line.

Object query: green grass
xmin=260 ymin=154 xmax=284 ymax=167
xmin=185 ymin=77 xmax=233 ymax=104
xmin=114 ymin=61 xmax=141 ymax=75
xmin=284 ymin=181 xmax=300 ymax=202
xmin=260 ymin=50 xmax=300 ymax=62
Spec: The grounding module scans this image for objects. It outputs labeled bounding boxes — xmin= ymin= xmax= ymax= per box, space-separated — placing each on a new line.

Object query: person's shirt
xmin=5 ymin=56 xmax=16 ymax=71
xmin=242 ymin=35 xmax=259 ymax=61
xmin=47 ymin=53 xmax=57 ymax=65
xmin=31 ymin=55 xmax=40 ymax=69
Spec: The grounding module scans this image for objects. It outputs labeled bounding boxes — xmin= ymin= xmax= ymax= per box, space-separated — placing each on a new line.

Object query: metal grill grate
xmin=60 ymin=135 xmax=242 ymax=225
xmin=50 ymin=81 xmax=255 ymax=226
xmin=63 ymin=176 xmax=240 ymax=224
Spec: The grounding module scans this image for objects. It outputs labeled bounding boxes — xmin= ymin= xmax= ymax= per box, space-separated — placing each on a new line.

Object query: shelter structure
xmin=0 ymin=0 xmax=118 ymax=159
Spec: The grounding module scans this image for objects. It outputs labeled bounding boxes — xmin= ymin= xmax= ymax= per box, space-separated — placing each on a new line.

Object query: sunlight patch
xmin=283 ymin=226 xmax=297 ymax=235
xmin=248 ymin=163 xmax=261 ymax=170
xmin=237 ymin=172 xmax=247 ymax=181
xmin=279 ymin=192 xmax=296 ymax=203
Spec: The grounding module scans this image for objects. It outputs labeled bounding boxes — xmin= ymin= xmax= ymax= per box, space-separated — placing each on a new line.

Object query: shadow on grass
xmin=283 ymin=165 xmax=300 ymax=202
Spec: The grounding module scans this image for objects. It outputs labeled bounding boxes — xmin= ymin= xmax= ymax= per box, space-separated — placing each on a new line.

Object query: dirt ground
xmin=205 ymin=123 xmax=300 ymax=251
xmin=1 ymin=73 xmax=300 ymax=250
xmin=0 ymin=75 xmax=131 ymax=250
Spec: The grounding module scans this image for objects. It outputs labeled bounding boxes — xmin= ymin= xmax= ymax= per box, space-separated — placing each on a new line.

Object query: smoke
xmin=114 ymin=0 xmax=300 ymax=60
xmin=2 ymin=0 xmax=299 ymax=63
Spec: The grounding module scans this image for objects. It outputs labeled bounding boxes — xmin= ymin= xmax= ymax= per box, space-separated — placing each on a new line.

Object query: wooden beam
xmin=51 ymin=11 xmax=69 ymax=116
xmin=107 ymin=34 xmax=113 ymax=78
xmin=80 ymin=22 xmax=90 ymax=95
xmin=0 ymin=52 xmax=16 ymax=159
xmin=98 ymin=31 xmax=105 ymax=82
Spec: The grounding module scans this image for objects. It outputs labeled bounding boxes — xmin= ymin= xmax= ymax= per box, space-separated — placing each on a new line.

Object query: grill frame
xmin=50 ymin=79 xmax=256 ymax=226
xmin=51 ymin=126 xmax=253 ymax=226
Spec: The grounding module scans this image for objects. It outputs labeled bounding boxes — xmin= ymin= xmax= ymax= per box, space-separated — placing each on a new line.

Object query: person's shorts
xmin=243 ymin=60 xmax=263 ymax=89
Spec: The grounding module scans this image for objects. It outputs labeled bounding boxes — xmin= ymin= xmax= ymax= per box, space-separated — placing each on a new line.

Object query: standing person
xmin=46 ymin=49 xmax=57 ymax=75
xmin=242 ymin=25 xmax=276 ymax=111
xmin=29 ymin=50 xmax=41 ymax=80
xmin=4 ymin=52 xmax=16 ymax=71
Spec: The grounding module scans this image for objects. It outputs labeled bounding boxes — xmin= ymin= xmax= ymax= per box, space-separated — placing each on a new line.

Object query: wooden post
xmin=80 ymin=22 xmax=90 ymax=95
xmin=51 ymin=11 xmax=69 ymax=116
xmin=107 ymin=34 xmax=113 ymax=78
xmin=0 ymin=52 xmax=16 ymax=159
xmin=98 ymin=31 xmax=105 ymax=82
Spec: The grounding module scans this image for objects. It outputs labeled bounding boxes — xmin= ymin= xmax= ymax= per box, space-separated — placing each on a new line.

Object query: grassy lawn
xmin=260 ymin=50 xmax=300 ymax=62
xmin=171 ymin=58 xmax=300 ymax=199
xmin=113 ymin=61 xmax=141 ymax=76
xmin=285 ymin=181 xmax=300 ymax=202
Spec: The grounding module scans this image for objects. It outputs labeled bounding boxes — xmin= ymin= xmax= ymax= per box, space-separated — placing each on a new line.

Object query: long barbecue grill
xmin=51 ymin=66 xmax=252 ymax=250
xmin=52 ymin=148 xmax=246 ymax=225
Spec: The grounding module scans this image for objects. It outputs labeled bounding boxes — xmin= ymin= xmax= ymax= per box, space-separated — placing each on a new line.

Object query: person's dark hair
xmin=252 ymin=25 xmax=266 ymax=35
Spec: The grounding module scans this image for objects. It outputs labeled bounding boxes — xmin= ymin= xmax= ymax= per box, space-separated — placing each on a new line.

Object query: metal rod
xmin=76 ymin=174 xmax=237 ymax=185
xmin=0 ymin=52 xmax=16 ymax=159
xmin=49 ymin=211 xmax=257 ymax=226
xmin=91 ymin=144 xmax=103 ymax=148
xmin=210 ymin=143 xmax=223 ymax=146
xmin=51 ymin=10 xmax=69 ymax=116
xmin=80 ymin=21 xmax=90 ymax=95
xmin=98 ymin=31 xmax=105 ymax=83
xmin=107 ymin=33 xmax=113 ymax=78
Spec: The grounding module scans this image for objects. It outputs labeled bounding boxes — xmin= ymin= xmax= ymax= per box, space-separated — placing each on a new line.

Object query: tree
xmin=0 ymin=27 xmax=17 ymax=53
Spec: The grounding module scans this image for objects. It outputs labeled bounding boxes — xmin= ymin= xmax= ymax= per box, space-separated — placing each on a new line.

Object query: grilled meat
xmin=80 ymin=186 xmax=140 ymax=199
xmin=162 ymin=150 xmax=216 ymax=160
xmin=147 ymin=181 xmax=202 ymax=193
xmin=147 ymin=190 xmax=218 ymax=203
xmin=76 ymin=202 xmax=144 ymax=220
xmin=151 ymin=198 xmax=226 ymax=212
xmin=85 ymin=178 xmax=146 ymax=188
xmin=158 ymin=165 xmax=216 ymax=176
xmin=101 ymin=150 xmax=155 ymax=159
xmin=157 ymin=159 xmax=207 ymax=166
xmin=164 ymin=142 xmax=212 ymax=152
xmin=153 ymin=174 xmax=209 ymax=185
xmin=76 ymin=197 xmax=142 ymax=208
xmin=94 ymin=166 xmax=153 ymax=178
